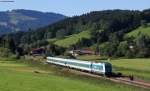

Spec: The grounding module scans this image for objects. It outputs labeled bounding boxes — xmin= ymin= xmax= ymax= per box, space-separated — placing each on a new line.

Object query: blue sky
xmin=0 ymin=0 xmax=150 ymax=16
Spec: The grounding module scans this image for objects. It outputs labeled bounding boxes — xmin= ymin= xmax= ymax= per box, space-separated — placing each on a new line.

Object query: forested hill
xmin=0 ymin=9 xmax=66 ymax=33
xmin=1 ymin=9 xmax=150 ymax=58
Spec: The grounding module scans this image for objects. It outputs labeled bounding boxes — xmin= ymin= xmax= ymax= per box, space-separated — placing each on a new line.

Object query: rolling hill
xmin=0 ymin=9 xmax=66 ymax=33
xmin=54 ymin=31 xmax=91 ymax=48
xmin=126 ymin=26 xmax=150 ymax=38
xmin=1 ymin=9 xmax=150 ymax=58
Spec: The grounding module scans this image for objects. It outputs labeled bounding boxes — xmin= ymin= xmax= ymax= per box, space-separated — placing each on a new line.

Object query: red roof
xmin=73 ymin=48 xmax=95 ymax=54
xmin=32 ymin=48 xmax=45 ymax=51
xmin=81 ymin=48 xmax=93 ymax=51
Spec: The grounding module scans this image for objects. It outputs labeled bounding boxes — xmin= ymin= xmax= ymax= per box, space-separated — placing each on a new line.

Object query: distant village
xmin=30 ymin=47 xmax=97 ymax=57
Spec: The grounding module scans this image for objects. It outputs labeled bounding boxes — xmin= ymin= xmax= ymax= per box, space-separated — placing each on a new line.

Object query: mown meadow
xmin=0 ymin=57 xmax=149 ymax=91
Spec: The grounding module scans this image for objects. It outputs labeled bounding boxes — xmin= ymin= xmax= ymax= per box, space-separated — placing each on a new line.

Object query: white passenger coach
xmin=47 ymin=57 xmax=112 ymax=75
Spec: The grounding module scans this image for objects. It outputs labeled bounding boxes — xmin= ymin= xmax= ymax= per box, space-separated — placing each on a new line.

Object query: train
xmin=47 ymin=57 xmax=112 ymax=75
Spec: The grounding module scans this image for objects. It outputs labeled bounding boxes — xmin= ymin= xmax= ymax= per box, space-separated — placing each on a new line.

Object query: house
xmin=30 ymin=48 xmax=45 ymax=55
xmin=78 ymin=48 xmax=95 ymax=55
xmin=69 ymin=48 xmax=95 ymax=56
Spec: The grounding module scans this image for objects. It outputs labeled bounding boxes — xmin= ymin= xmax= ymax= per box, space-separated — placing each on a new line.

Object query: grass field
xmin=126 ymin=26 xmax=150 ymax=38
xmin=109 ymin=59 xmax=150 ymax=81
xmin=0 ymin=57 xmax=149 ymax=91
xmin=54 ymin=31 xmax=91 ymax=48
xmin=77 ymin=55 xmax=150 ymax=81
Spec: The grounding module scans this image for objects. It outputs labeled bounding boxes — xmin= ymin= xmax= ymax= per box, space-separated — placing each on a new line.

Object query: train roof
xmin=47 ymin=57 xmax=91 ymax=64
xmin=47 ymin=57 xmax=109 ymax=64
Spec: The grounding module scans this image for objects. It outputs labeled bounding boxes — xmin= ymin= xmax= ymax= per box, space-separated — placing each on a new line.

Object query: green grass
xmin=54 ymin=31 xmax=91 ymax=48
xmin=77 ymin=55 xmax=102 ymax=61
xmin=77 ymin=55 xmax=150 ymax=81
xmin=0 ymin=57 xmax=148 ymax=91
xmin=47 ymin=38 xmax=58 ymax=43
xmin=108 ymin=59 xmax=150 ymax=81
xmin=109 ymin=59 xmax=150 ymax=71
xmin=126 ymin=26 xmax=150 ymax=38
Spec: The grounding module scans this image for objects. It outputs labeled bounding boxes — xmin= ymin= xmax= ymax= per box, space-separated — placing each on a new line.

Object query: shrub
xmin=0 ymin=48 xmax=12 ymax=57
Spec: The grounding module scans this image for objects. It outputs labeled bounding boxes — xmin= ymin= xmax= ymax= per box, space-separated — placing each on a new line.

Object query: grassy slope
xmin=54 ymin=31 xmax=91 ymax=48
xmin=0 ymin=57 xmax=148 ymax=91
xmin=77 ymin=55 xmax=150 ymax=81
xmin=126 ymin=26 xmax=150 ymax=38
xmin=47 ymin=38 xmax=58 ymax=43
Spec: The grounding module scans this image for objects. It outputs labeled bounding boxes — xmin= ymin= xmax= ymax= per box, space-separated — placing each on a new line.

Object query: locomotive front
xmin=104 ymin=62 xmax=112 ymax=75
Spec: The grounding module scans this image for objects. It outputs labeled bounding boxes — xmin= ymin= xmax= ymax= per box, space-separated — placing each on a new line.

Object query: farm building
xmin=69 ymin=48 xmax=96 ymax=56
xmin=30 ymin=48 xmax=45 ymax=55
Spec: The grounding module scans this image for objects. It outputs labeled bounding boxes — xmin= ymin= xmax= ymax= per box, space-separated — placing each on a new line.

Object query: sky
xmin=0 ymin=0 xmax=150 ymax=16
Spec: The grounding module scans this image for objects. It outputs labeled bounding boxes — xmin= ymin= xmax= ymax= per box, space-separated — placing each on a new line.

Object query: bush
xmin=125 ymin=51 xmax=135 ymax=58
xmin=64 ymin=52 xmax=76 ymax=59
xmin=0 ymin=48 xmax=12 ymax=57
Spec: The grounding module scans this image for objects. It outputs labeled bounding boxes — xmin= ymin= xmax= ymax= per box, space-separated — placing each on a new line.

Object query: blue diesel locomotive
xmin=47 ymin=57 xmax=112 ymax=75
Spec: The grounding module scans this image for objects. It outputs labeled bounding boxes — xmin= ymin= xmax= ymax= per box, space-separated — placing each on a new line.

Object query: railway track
xmin=108 ymin=78 xmax=150 ymax=89
xmin=67 ymin=68 xmax=150 ymax=90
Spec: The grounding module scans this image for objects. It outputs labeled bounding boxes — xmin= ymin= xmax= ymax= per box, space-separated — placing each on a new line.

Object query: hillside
xmin=126 ymin=26 xmax=150 ymax=38
xmin=0 ymin=9 xmax=66 ymax=33
xmin=54 ymin=31 xmax=91 ymax=48
xmin=1 ymin=9 xmax=150 ymax=58
xmin=11 ymin=9 xmax=143 ymax=46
